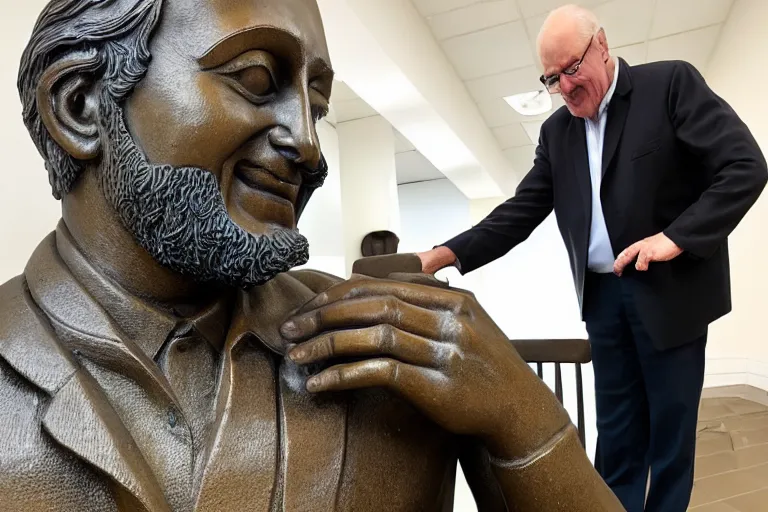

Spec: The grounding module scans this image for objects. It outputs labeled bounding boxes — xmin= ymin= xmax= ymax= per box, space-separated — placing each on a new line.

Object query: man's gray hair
xmin=536 ymin=4 xmax=602 ymax=60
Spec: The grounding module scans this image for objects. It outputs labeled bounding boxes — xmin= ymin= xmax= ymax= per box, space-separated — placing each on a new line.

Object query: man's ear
xmin=596 ymin=28 xmax=610 ymax=62
xmin=36 ymin=51 xmax=102 ymax=161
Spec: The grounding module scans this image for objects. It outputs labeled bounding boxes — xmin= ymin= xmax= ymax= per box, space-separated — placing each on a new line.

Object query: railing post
xmin=576 ymin=363 xmax=586 ymax=448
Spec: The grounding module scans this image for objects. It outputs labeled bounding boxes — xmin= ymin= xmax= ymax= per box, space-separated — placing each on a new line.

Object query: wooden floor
xmin=689 ymin=386 xmax=768 ymax=510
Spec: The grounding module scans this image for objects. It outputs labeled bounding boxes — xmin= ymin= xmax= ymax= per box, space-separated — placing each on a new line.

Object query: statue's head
xmin=18 ymin=0 xmax=333 ymax=289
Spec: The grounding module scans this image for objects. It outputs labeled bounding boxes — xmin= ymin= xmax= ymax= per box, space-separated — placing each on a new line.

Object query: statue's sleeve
xmin=460 ymin=423 xmax=625 ymax=511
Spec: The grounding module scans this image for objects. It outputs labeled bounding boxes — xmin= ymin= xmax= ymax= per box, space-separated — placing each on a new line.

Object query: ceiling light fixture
xmin=503 ymin=90 xmax=552 ymax=116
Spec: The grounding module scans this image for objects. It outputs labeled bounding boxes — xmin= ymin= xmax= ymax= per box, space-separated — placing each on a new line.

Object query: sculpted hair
xmin=17 ymin=0 xmax=164 ymax=199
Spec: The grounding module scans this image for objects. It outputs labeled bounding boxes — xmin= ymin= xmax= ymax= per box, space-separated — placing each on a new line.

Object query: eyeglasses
xmin=539 ymin=35 xmax=594 ymax=94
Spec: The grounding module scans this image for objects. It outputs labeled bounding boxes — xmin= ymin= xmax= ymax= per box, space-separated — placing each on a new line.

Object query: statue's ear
xmin=36 ymin=51 xmax=102 ymax=160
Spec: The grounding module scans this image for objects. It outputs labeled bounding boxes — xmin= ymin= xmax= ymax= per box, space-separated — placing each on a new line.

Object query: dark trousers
xmin=583 ymin=272 xmax=706 ymax=512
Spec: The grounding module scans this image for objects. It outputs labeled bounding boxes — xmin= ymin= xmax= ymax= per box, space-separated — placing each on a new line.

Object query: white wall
xmin=338 ymin=115 xmax=401 ymax=276
xmin=398 ymin=179 xmax=471 ymax=253
xmin=702 ymin=0 xmax=768 ymax=389
xmin=0 ymin=1 xmax=62 ymax=284
xmin=296 ymin=119 xmax=347 ymax=277
xmin=400 ymin=182 xmax=588 ymax=339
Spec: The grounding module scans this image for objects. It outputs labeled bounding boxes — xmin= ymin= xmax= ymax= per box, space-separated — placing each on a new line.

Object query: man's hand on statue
xmin=416 ymin=246 xmax=456 ymax=275
xmin=280 ymin=277 xmax=560 ymax=457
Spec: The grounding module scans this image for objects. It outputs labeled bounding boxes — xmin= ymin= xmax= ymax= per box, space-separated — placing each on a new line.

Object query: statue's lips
xmin=234 ymin=163 xmax=299 ymax=205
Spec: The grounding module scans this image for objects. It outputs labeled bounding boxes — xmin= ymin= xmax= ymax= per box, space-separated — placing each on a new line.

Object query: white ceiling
xmin=330 ymin=0 xmax=734 ymax=188
xmin=330 ymin=80 xmax=445 ymax=185
xmin=414 ymin=0 xmax=734 ymax=176
xmin=328 ymin=80 xmax=378 ymax=124
xmin=394 ymin=132 xmax=446 ymax=184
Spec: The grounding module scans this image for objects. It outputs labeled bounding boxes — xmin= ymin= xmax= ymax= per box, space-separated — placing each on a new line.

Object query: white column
xmin=337 ymin=115 xmax=400 ymax=276
xmin=296 ymin=119 xmax=347 ymax=277
xmin=703 ymin=0 xmax=768 ymax=389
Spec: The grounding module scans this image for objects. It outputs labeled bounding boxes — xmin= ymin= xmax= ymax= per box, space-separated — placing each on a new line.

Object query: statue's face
xmin=89 ymin=0 xmax=332 ymax=288
xmin=125 ymin=0 xmax=333 ymax=235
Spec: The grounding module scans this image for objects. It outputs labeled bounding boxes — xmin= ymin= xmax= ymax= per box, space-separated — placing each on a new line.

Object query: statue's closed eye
xmin=212 ymin=49 xmax=329 ymax=123
xmin=213 ymin=50 xmax=279 ymax=104
xmin=233 ymin=66 xmax=276 ymax=98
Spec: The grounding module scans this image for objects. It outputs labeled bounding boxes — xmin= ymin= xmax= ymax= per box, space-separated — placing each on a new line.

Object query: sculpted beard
xmin=96 ymin=94 xmax=310 ymax=289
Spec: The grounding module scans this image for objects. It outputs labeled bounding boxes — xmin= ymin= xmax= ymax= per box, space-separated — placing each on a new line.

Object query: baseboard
xmin=748 ymin=373 xmax=768 ymax=392
xmin=704 ymin=358 xmax=768 ymax=391
xmin=701 ymin=384 xmax=768 ymax=407
xmin=704 ymin=357 xmax=749 ymax=388
xmin=747 ymin=360 xmax=768 ymax=391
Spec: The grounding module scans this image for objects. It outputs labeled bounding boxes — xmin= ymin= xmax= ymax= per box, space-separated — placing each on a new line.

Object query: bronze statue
xmin=0 ymin=0 xmax=624 ymax=510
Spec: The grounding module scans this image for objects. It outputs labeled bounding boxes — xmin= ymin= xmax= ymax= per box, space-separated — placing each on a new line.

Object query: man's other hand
xmin=416 ymin=246 xmax=457 ymax=275
xmin=614 ymin=233 xmax=683 ymax=276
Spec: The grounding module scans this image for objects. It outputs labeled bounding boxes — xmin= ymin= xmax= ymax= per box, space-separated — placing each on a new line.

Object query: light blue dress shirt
xmin=585 ymin=59 xmax=620 ymax=274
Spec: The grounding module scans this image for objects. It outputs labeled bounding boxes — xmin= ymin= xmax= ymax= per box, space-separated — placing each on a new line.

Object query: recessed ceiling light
xmin=503 ymin=90 xmax=552 ymax=116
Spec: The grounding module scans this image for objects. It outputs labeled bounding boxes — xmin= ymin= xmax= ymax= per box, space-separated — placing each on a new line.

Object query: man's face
xmin=125 ymin=0 xmax=333 ymax=234
xmin=96 ymin=0 xmax=333 ymax=288
xmin=540 ymin=29 xmax=611 ymax=119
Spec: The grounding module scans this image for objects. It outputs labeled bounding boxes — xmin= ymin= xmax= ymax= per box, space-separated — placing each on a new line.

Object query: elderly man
xmin=0 ymin=0 xmax=624 ymax=510
xmin=419 ymin=4 xmax=767 ymax=512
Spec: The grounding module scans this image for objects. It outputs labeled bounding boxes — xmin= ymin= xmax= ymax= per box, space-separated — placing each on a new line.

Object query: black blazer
xmin=444 ymin=58 xmax=767 ymax=350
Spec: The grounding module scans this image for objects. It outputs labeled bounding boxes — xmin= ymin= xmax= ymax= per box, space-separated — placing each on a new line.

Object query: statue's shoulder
xmin=0 ymin=276 xmax=104 ymax=503
xmin=287 ymin=268 xmax=345 ymax=294
xmin=0 ymin=274 xmax=40 ymax=353
xmin=0 ymin=276 xmax=40 ymax=401
xmin=0 ymin=277 xmax=59 ymax=459
xmin=0 ymin=274 xmax=77 ymax=397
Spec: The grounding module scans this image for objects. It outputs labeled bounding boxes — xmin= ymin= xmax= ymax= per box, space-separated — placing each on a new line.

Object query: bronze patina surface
xmin=0 ymin=1 xmax=623 ymax=510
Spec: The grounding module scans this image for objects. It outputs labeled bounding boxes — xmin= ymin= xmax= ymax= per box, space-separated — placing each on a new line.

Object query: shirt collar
xmin=598 ymin=57 xmax=620 ymax=118
xmin=55 ymin=221 xmax=231 ymax=359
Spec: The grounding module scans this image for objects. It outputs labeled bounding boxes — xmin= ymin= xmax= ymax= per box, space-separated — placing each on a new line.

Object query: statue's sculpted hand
xmin=281 ymin=276 xmax=557 ymax=458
